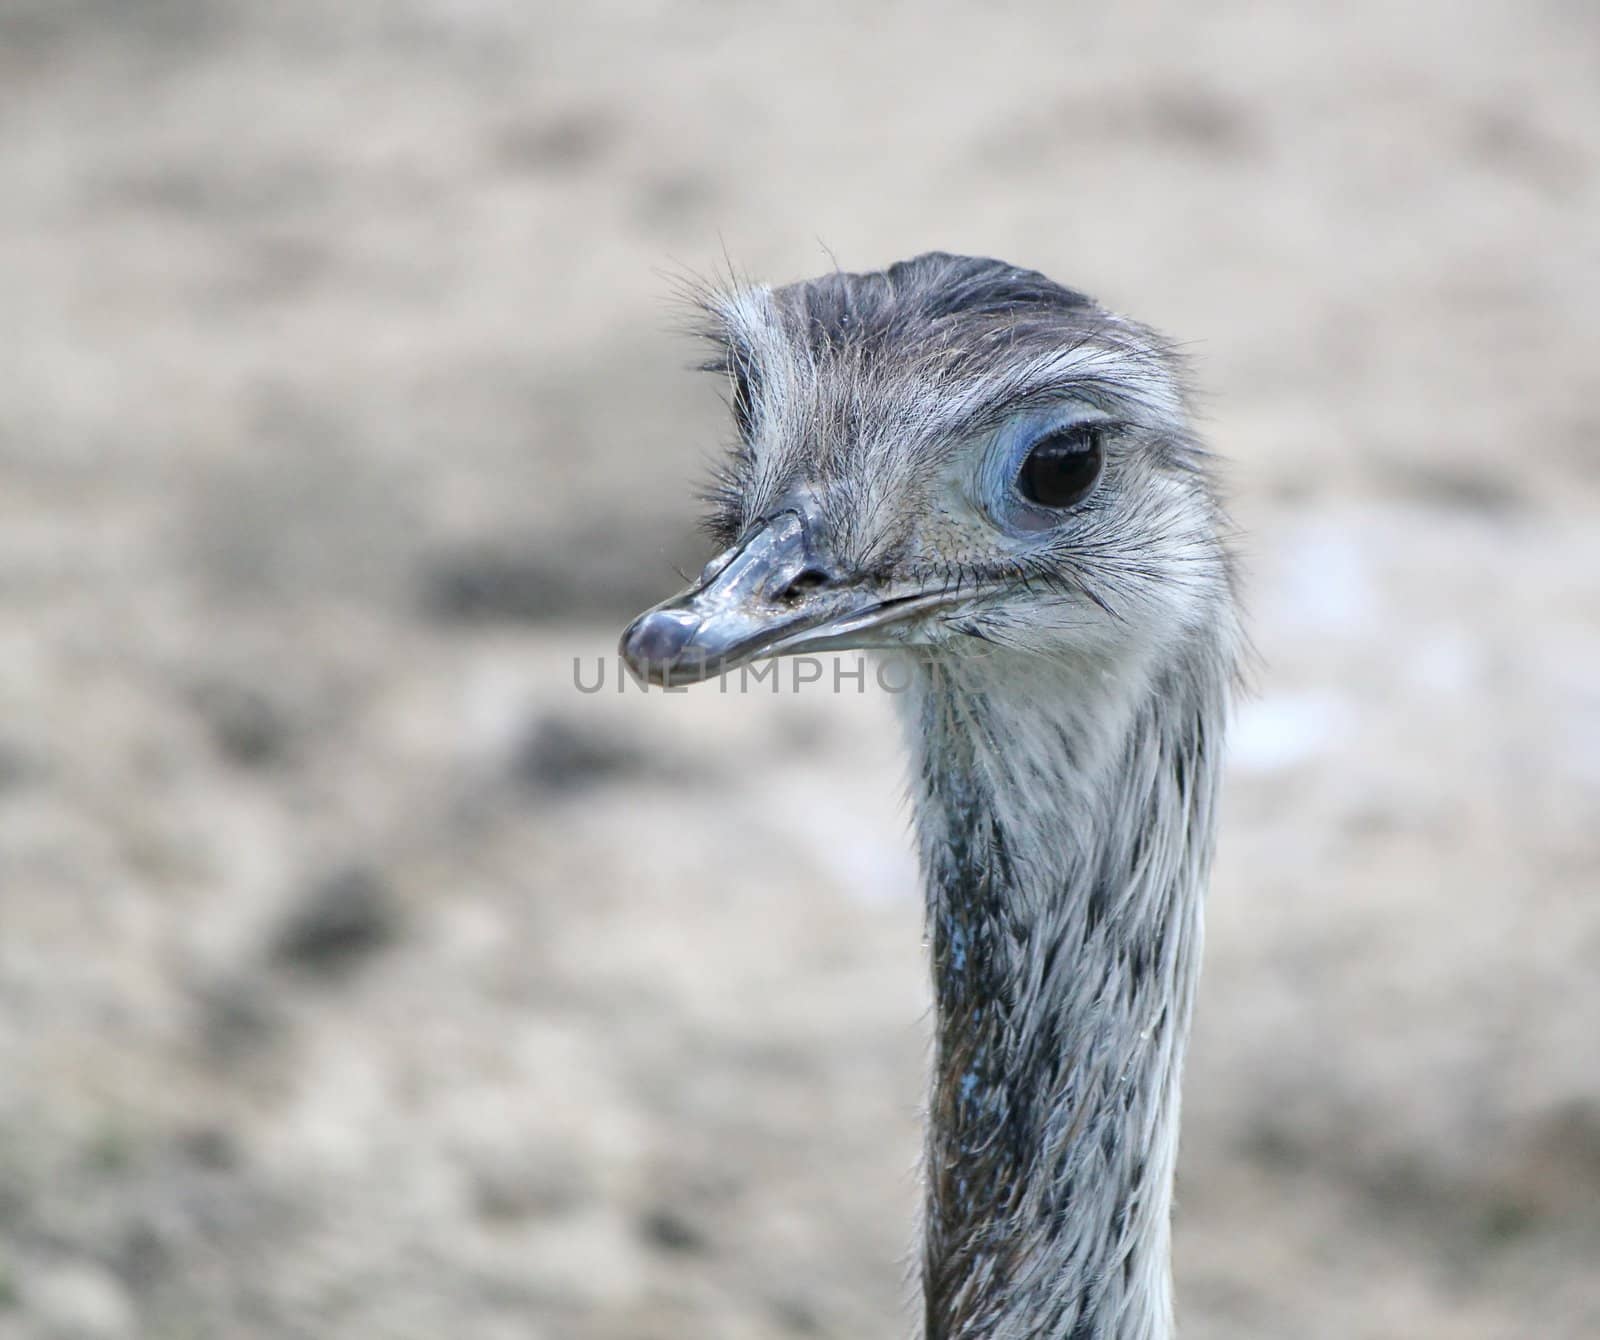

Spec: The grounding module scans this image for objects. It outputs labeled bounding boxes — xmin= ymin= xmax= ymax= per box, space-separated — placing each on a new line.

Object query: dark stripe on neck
xmin=915 ymin=664 xmax=1214 ymax=1340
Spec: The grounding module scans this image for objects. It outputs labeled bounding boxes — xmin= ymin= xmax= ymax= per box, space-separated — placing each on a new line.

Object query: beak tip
xmin=620 ymin=607 xmax=701 ymax=683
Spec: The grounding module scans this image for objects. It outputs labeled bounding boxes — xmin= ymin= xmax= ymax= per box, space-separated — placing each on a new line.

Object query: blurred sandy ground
xmin=1 ymin=2 xmax=1597 ymax=1337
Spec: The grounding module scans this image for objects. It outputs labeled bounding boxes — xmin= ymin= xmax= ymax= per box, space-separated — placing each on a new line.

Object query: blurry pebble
xmin=420 ymin=548 xmax=564 ymax=623
xmin=512 ymin=716 xmax=645 ymax=793
xmin=176 ymin=1124 xmax=238 ymax=1171
xmin=1397 ymin=462 xmax=1522 ymax=515
xmin=494 ymin=110 xmax=616 ymax=173
xmin=417 ymin=518 xmax=699 ymax=625
xmin=0 ymin=740 xmax=32 ymax=792
xmin=193 ymin=973 xmax=281 ymax=1062
xmin=114 ymin=1217 xmax=169 ymax=1292
xmin=192 ymin=681 xmax=292 ymax=767
xmin=271 ymin=866 xmax=398 ymax=976
xmin=471 ymin=1157 xmax=585 ymax=1223
xmin=637 ymin=1206 xmax=706 ymax=1254
xmin=769 ymin=1295 xmax=824 ymax=1335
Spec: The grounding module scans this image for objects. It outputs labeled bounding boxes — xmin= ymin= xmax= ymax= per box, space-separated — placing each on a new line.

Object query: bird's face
xmin=622 ymin=255 xmax=1232 ymax=688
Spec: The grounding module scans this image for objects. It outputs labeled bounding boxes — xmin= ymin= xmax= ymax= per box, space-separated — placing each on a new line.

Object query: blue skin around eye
xmin=977 ymin=406 xmax=1109 ymax=536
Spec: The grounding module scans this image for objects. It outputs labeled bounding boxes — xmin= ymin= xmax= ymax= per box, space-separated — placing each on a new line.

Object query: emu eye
xmin=1016 ymin=425 xmax=1104 ymax=509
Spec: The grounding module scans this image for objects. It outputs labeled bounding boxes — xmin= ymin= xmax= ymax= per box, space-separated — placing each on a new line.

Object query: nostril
xmin=775 ymin=567 xmax=832 ymax=604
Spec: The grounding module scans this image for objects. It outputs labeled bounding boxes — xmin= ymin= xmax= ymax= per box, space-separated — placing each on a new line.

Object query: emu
xmin=621 ymin=253 xmax=1240 ymax=1340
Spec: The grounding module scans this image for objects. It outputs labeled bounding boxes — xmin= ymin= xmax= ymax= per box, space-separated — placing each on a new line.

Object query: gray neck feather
xmin=897 ymin=645 xmax=1226 ymax=1340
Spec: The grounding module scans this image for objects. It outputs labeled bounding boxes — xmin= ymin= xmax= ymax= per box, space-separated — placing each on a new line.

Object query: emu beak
xmin=620 ymin=509 xmax=940 ymax=688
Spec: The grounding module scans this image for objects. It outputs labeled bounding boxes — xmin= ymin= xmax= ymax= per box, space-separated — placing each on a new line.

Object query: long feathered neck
xmin=898 ymin=644 xmax=1227 ymax=1340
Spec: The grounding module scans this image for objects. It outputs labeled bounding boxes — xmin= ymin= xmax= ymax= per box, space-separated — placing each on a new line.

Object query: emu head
xmin=622 ymin=253 xmax=1233 ymax=687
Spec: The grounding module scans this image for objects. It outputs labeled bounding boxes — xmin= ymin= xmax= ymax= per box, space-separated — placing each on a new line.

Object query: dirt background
xmin=1 ymin=3 xmax=1597 ymax=1338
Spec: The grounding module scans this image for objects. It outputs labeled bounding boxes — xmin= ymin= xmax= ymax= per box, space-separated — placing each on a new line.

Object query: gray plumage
xmin=622 ymin=253 xmax=1241 ymax=1340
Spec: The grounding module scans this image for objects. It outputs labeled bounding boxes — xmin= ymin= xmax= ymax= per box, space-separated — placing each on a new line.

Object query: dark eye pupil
xmin=1017 ymin=427 xmax=1104 ymax=508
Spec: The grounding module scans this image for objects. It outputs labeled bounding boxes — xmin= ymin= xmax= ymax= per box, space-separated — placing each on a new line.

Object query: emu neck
xmin=899 ymin=651 xmax=1224 ymax=1340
